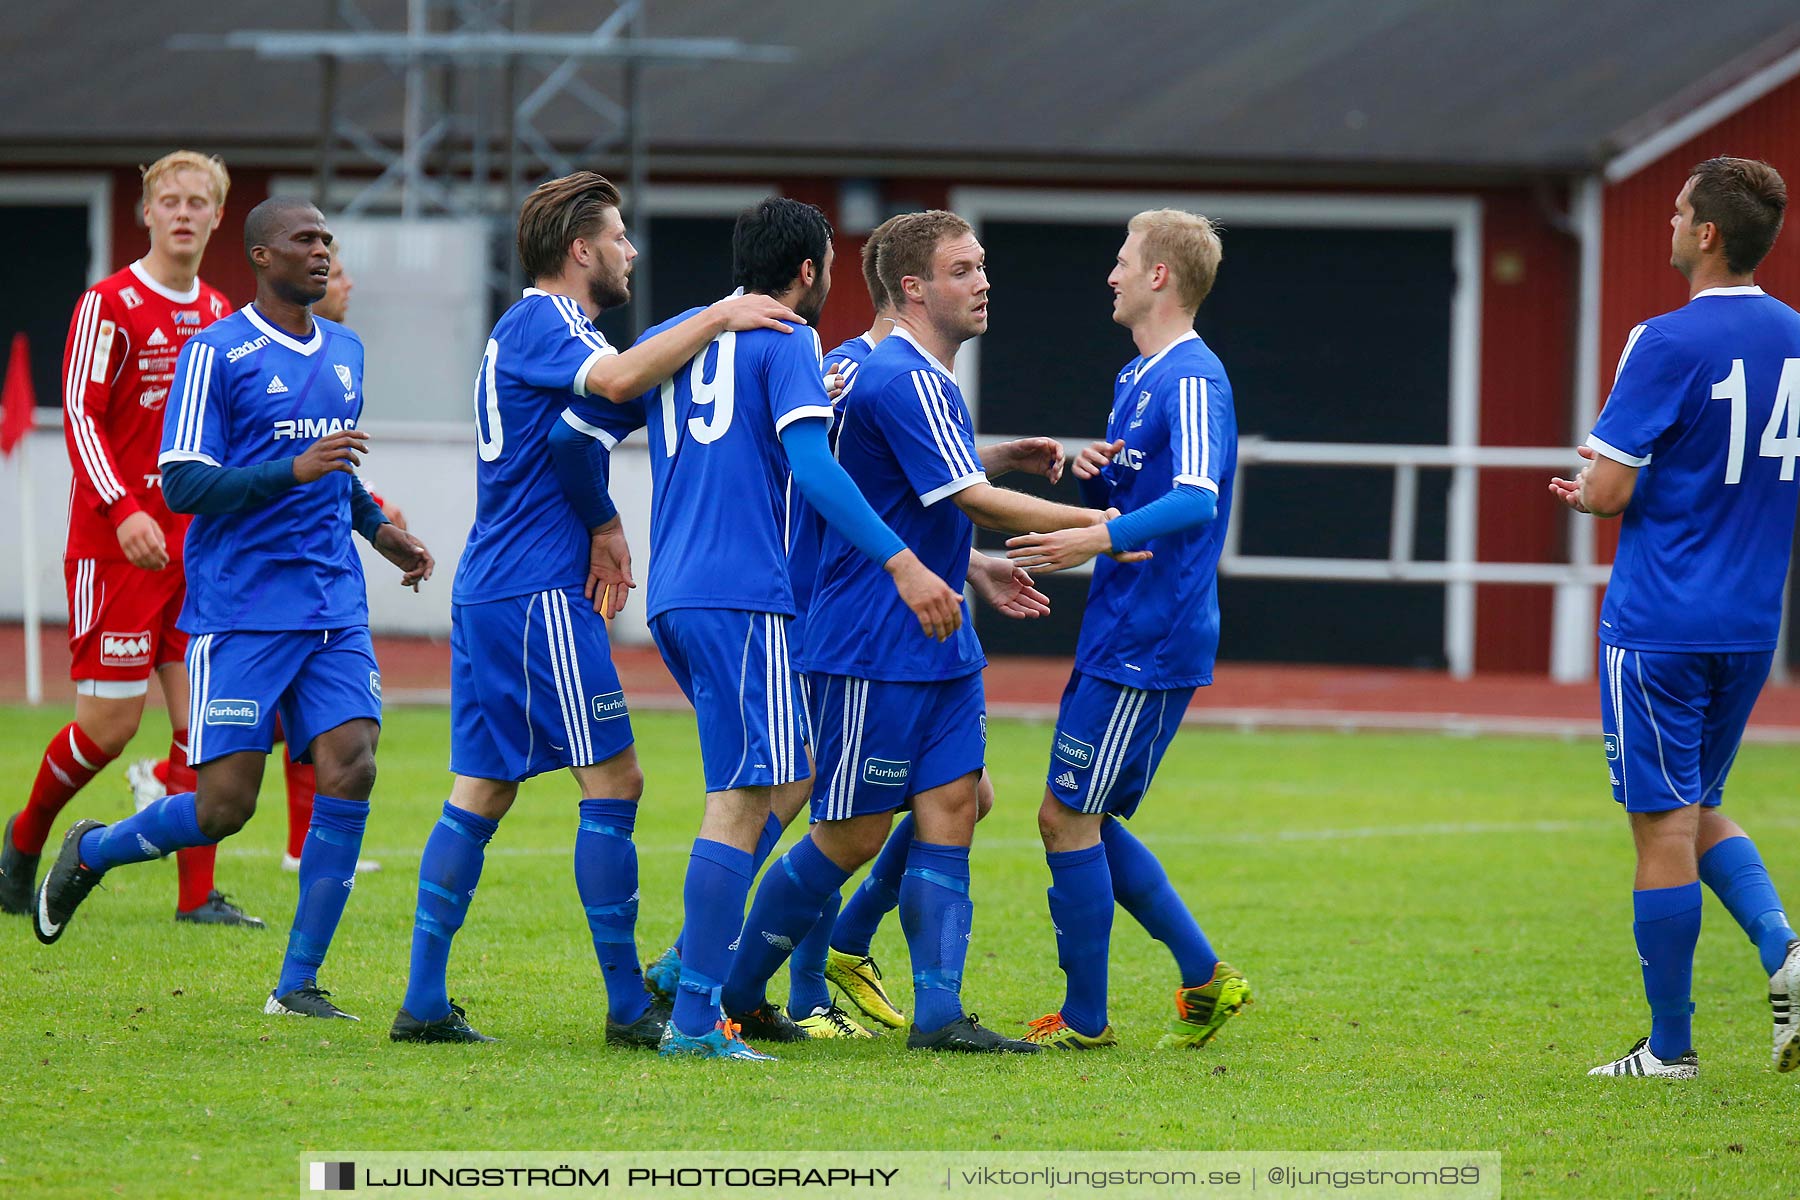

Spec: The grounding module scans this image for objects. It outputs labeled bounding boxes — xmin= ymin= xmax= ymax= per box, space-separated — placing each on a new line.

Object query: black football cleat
xmin=176 ymin=890 xmax=266 ymax=928
xmin=33 ymin=819 xmax=105 ymax=945
xmin=390 ymin=1000 xmax=495 ymax=1043
xmin=265 ymin=983 xmax=361 ymax=1021
xmin=0 ymin=815 xmax=39 ymax=916
xmin=606 ymin=996 xmax=672 ymax=1048
xmin=907 ymin=1012 xmax=1042 ymax=1053
xmin=725 ymin=1001 xmax=810 ymax=1043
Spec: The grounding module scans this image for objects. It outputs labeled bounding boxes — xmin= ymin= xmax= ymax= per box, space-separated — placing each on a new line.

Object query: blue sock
xmin=401 ymin=802 xmax=497 ymax=1023
xmin=900 ymin=840 xmax=973 ymax=1034
xmin=1101 ymin=818 xmax=1218 ymax=985
xmin=672 ymin=838 xmax=756 ymax=1037
xmin=723 ymin=835 xmax=848 ymax=1015
xmin=1047 ymin=844 xmax=1114 ymax=1037
xmin=1699 ymin=836 xmax=1798 ymax=976
xmin=787 ymin=890 xmax=842 ymax=1016
xmin=575 ymin=799 xmax=649 ymax=1025
xmin=668 ymin=811 xmax=782 ymax=961
xmin=79 ymin=792 xmax=214 ymax=872
xmin=1634 ymin=882 xmax=1701 ymax=1061
xmin=833 ymin=813 xmax=913 ymax=956
xmin=276 ymin=794 xmax=369 ymax=997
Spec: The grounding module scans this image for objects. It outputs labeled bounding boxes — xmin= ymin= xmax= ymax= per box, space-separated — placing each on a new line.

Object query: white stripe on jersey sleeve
xmin=925 ymin=373 xmax=982 ymax=478
xmin=1174 ymin=376 xmax=1216 ymax=491
xmin=161 ymin=344 xmax=221 ymax=467
xmin=559 ymin=407 xmax=620 ymax=449
xmin=1613 ymin=324 xmax=1649 ymax=381
xmin=1585 ymin=433 xmax=1651 ymax=468
xmin=64 ymin=292 xmax=128 ymax=503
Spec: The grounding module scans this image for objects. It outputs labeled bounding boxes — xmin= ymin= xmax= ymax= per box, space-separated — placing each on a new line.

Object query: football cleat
xmin=1157 ymin=962 xmax=1252 ymax=1049
xmin=265 ymin=984 xmax=360 ymax=1021
xmin=643 ymin=945 xmax=682 ymax=1002
xmin=33 ymin=819 xmax=105 ymax=945
xmin=1022 ymin=1012 xmax=1119 ymax=1050
xmin=606 ymin=997 xmax=673 ymax=1049
xmin=825 ymin=948 xmax=905 ymax=1028
xmin=175 ymin=890 xmax=266 ymax=928
xmin=725 ymin=1001 xmax=810 ymax=1043
xmin=1588 ymin=1036 xmax=1697 ymax=1078
xmin=125 ymin=759 xmax=166 ymax=814
xmin=281 ymin=852 xmax=381 ymax=874
xmin=658 ymin=1018 xmax=776 ymax=1061
xmin=797 ymin=1003 xmax=876 ymax=1039
xmin=906 ymin=1012 xmax=1041 ymax=1053
xmin=1771 ymin=938 xmax=1800 ymax=1073
xmin=390 ymin=1001 xmax=495 ymax=1043
xmin=0 ymin=814 xmax=39 ymax=916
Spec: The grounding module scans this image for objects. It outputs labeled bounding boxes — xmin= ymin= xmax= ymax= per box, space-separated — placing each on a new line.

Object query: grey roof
xmin=4 ymin=0 xmax=1798 ymax=176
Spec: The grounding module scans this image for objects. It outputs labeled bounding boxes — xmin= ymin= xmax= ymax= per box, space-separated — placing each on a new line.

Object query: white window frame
xmin=949 ymin=186 xmax=1485 ymax=676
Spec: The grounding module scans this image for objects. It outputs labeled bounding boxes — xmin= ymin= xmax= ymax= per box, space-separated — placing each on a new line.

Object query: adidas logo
xmin=136 ymin=834 xmax=162 ymax=858
xmin=761 ymin=932 xmax=794 ymax=951
xmin=266 ymin=375 xmax=289 ymax=394
xmin=1054 ymin=770 xmax=1079 ymax=791
xmin=145 ymin=327 xmax=169 ymax=346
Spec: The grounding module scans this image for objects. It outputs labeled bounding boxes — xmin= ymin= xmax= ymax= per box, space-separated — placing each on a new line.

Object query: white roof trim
xmin=1605 ymin=43 xmax=1800 ymax=184
xmin=129 ymin=259 xmax=200 ymax=305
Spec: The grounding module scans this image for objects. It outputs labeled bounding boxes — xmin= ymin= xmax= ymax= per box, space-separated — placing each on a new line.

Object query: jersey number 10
xmin=1712 ymin=358 xmax=1800 ymax=484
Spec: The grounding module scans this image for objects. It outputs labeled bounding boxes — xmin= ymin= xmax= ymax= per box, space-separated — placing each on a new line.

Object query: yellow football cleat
xmin=824 ymin=949 xmax=905 ymax=1029
xmin=1156 ymin=962 xmax=1252 ymax=1050
xmin=796 ymin=1003 xmax=876 ymax=1039
xmin=1021 ymin=1012 xmax=1119 ymax=1050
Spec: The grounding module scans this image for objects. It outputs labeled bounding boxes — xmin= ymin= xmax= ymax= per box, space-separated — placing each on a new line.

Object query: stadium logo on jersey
xmin=1053 ymin=732 xmax=1094 ymax=769
xmin=205 ymin=699 xmax=259 ymax=726
xmin=1053 ymin=770 xmax=1080 ymax=792
xmin=173 ymin=310 xmax=201 ymax=326
xmin=266 ymin=375 xmax=289 ymax=395
xmin=862 ymin=757 xmax=911 ymax=786
xmin=309 ymin=1161 xmax=355 ymax=1191
xmin=1603 ymin=733 xmax=1620 ymax=761
xmin=99 ymin=630 xmax=152 ymax=668
xmin=369 ymin=671 xmax=382 ymax=700
xmin=120 ymin=286 xmax=143 ymax=310
xmin=138 ymin=386 xmax=167 ymax=410
xmin=273 ymin=416 xmax=357 ymax=440
xmin=145 ymin=327 xmax=169 ymax=347
xmin=225 ymin=335 xmax=270 ymax=363
xmin=591 ymin=691 xmax=627 ymax=722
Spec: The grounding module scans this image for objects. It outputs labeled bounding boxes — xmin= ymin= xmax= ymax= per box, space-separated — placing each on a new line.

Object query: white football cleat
xmin=1588 ymin=1036 xmax=1697 ymax=1079
xmin=1771 ymin=939 xmax=1800 ymax=1073
xmin=281 ymin=853 xmax=381 ymax=874
xmin=125 ymin=759 xmax=166 ymax=813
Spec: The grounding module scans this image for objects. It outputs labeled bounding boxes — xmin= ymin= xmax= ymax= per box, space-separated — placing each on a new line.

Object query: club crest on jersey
xmin=173 ymin=310 xmax=201 ymax=326
xmin=120 ymin=286 xmax=143 ymax=310
xmin=1053 ymin=731 xmax=1094 ymax=769
xmin=225 ymin=335 xmax=269 ymax=363
xmin=99 ymin=630 xmax=152 ymax=668
xmin=862 ymin=757 xmax=911 ymax=786
xmin=1130 ymin=390 xmax=1152 ymax=429
xmin=205 ymin=699 xmax=259 ymax=726
xmin=591 ymin=691 xmax=627 ymax=722
xmin=273 ymin=416 xmax=356 ymax=440
xmin=334 ymin=363 xmax=356 ymax=402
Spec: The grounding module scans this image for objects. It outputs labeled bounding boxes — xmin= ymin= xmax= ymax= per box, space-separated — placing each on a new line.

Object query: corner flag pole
xmin=20 ymin=429 xmax=42 ymax=704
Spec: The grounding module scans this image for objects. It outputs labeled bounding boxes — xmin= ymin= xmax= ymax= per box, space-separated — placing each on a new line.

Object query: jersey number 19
xmin=660 ymin=333 xmax=737 ymax=456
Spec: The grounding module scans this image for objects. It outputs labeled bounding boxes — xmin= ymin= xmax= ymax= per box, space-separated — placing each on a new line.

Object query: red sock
xmin=166 ymin=728 xmax=215 ymax=912
xmin=285 ymin=759 xmax=316 ymax=860
xmin=12 ymin=723 xmax=114 ymax=856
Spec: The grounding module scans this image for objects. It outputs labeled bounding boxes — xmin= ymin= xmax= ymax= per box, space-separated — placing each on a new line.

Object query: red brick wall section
xmin=108 ymin=164 xmax=273 ymax=307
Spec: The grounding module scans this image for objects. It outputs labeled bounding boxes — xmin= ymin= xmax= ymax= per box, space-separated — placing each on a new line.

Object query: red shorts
xmin=65 ymin=556 xmax=187 ymax=683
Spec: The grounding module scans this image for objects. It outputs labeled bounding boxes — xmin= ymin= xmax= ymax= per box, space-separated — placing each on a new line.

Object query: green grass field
xmin=2 ymin=703 xmax=1798 ymax=1198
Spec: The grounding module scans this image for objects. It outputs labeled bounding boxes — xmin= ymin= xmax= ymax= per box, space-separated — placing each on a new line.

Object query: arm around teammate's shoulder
xmin=581 ymin=292 xmax=806 ymax=403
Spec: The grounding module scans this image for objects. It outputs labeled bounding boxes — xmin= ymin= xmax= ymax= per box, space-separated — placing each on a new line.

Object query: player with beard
xmin=389 ymin=173 xmax=805 ymax=1043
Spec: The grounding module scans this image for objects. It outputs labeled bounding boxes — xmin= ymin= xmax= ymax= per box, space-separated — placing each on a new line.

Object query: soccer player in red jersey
xmin=0 ymin=150 xmax=261 ymax=926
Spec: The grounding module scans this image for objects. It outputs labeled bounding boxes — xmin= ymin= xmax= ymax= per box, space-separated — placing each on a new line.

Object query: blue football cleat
xmin=657 ymin=1018 xmax=777 ymax=1061
xmin=643 ymin=945 xmax=682 ymax=1002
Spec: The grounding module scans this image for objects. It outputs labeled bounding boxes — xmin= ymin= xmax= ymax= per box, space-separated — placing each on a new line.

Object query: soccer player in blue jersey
xmin=34 ymin=198 xmax=436 ymax=1023
xmin=616 ymin=197 xmax=963 ymax=1061
xmin=388 ymin=173 xmax=804 ymax=1045
xmin=1005 ymin=210 xmax=1250 ymax=1051
xmin=1547 ymin=158 xmax=1800 ymax=1078
xmin=722 ymin=209 xmax=1130 ymax=1053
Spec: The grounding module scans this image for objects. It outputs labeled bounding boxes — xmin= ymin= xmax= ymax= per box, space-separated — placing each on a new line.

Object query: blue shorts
xmin=809 ymin=671 xmax=986 ymax=822
xmin=1599 ymin=643 xmax=1771 ymax=813
xmin=651 ymin=608 xmax=808 ymax=793
xmin=1045 ymin=670 xmax=1194 ymax=819
xmin=184 ymin=627 xmax=382 ymax=767
xmin=450 ymin=587 xmax=634 ymax=783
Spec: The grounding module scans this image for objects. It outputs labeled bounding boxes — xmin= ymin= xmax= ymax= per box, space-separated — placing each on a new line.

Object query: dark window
xmin=1 ymin=206 xmax=92 ymax=410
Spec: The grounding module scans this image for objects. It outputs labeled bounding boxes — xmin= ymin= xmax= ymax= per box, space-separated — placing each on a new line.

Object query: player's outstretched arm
xmin=952 ymin=480 xmax=1106 ymax=537
xmin=584 ymin=293 xmax=805 ymax=403
xmin=1008 ymin=484 xmax=1216 ymax=573
xmin=979 ymin=436 xmax=1065 ymax=484
xmin=967 ymin=551 xmax=1050 ymax=618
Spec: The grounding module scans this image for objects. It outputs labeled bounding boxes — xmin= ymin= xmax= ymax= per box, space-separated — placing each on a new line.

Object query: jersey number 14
xmin=1712 ymin=358 xmax=1800 ymax=484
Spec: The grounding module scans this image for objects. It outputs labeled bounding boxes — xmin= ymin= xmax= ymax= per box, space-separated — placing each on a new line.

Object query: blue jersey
xmin=158 ymin=306 xmax=370 ymax=633
xmin=804 ymin=328 xmax=985 ymax=682
xmin=1075 ymin=332 xmax=1237 ymax=689
xmin=1588 ymin=287 xmax=1800 ymax=652
xmin=639 ymin=301 xmax=835 ymax=619
xmin=454 ymin=290 xmax=637 ymax=604
xmin=788 ymin=332 xmax=876 ymax=651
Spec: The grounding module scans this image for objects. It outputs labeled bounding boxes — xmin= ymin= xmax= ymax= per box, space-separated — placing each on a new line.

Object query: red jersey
xmin=62 ymin=261 xmax=232 ymax=562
